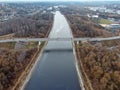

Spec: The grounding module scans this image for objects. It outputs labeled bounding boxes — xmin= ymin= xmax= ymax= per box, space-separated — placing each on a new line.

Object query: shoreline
xmin=19 ymin=42 xmax=48 ymax=90
xmin=18 ymin=15 xmax=54 ymax=90
xmin=64 ymin=13 xmax=85 ymax=90
xmin=72 ymin=42 xmax=85 ymax=90
xmin=75 ymin=43 xmax=94 ymax=90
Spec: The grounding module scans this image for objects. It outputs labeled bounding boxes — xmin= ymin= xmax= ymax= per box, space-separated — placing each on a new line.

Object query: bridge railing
xmin=0 ymin=36 xmax=120 ymax=43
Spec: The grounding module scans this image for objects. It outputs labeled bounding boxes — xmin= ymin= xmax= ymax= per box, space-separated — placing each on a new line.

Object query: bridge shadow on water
xmin=44 ymin=48 xmax=73 ymax=53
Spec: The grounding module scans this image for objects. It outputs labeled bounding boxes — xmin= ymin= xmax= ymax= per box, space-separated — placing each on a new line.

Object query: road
xmin=0 ymin=36 xmax=120 ymax=43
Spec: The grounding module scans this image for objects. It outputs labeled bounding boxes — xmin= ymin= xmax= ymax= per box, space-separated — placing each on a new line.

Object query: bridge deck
xmin=0 ymin=36 xmax=120 ymax=43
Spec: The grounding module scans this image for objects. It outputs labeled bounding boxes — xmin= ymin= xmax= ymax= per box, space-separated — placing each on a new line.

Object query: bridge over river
xmin=0 ymin=35 xmax=120 ymax=43
xmin=22 ymin=11 xmax=83 ymax=90
xmin=1 ymin=11 xmax=119 ymax=90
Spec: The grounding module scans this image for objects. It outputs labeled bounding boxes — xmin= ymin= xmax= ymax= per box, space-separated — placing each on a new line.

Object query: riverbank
xmin=12 ymin=47 xmax=41 ymax=90
xmin=75 ymin=42 xmax=94 ymax=90
xmin=17 ymin=42 xmax=47 ymax=90
xmin=75 ymin=41 xmax=120 ymax=90
xmin=64 ymin=14 xmax=85 ymax=90
xmin=72 ymin=42 xmax=85 ymax=90
xmin=66 ymin=14 xmax=90 ymax=89
xmin=16 ymin=21 xmax=54 ymax=90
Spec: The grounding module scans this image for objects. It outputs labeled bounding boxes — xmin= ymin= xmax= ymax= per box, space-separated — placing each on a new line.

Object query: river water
xmin=25 ymin=11 xmax=81 ymax=90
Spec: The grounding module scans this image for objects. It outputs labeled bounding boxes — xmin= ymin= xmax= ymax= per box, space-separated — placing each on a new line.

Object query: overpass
xmin=0 ymin=36 xmax=120 ymax=43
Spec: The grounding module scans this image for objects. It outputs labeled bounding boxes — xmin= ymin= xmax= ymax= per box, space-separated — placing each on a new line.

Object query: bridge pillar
xmin=37 ymin=41 xmax=41 ymax=49
xmin=77 ymin=41 xmax=79 ymax=45
xmin=38 ymin=42 xmax=41 ymax=45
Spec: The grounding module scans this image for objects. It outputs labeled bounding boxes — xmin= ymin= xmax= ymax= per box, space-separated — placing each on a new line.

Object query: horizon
xmin=0 ymin=0 xmax=120 ymax=2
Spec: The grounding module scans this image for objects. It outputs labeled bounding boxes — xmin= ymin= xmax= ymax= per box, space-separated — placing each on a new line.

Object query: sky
xmin=0 ymin=0 xmax=119 ymax=2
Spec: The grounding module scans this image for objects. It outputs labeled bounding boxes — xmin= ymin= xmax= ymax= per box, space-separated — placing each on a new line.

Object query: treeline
xmin=91 ymin=39 xmax=120 ymax=47
xmin=66 ymin=15 xmax=112 ymax=37
xmin=0 ymin=48 xmax=37 ymax=90
xmin=60 ymin=7 xmax=116 ymax=38
xmin=60 ymin=6 xmax=95 ymax=16
xmin=0 ymin=12 xmax=53 ymax=38
xmin=76 ymin=41 xmax=120 ymax=90
xmin=102 ymin=40 xmax=120 ymax=47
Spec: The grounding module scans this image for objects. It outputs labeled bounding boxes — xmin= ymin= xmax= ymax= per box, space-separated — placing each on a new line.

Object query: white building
xmin=92 ymin=15 xmax=99 ymax=18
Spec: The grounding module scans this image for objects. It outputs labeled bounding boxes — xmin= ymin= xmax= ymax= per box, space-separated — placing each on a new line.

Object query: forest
xmin=0 ymin=5 xmax=53 ymax=89
xmin=60 ymin=6 xmax=119 ymax=38
xmin=0 ymin=12 xmax=53 ymax=38
xmin=76 ymin=40 xmax=120 ymax=90
xmin=0 ymin=47 xmax=37 ymax=90
xmin=66 ymin=15 xmax=112 ymax=37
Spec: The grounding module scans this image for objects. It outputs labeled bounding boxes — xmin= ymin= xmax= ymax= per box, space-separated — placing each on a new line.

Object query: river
xmin=25 ymin=11 xmax=81 ymax=90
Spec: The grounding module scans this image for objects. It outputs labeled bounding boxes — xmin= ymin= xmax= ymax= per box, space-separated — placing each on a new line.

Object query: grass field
xmin=0 ymin=42 xmax=39 ymax=50
xmin=91 ymin=18 xmax=113 ymax=24
xmin=26 ymin=42 xmax=38 ymax=49
xmin=99 ymin=18 xmax=113 ymax=24
xmin=0 ymin=42 xmax=16 ymax=49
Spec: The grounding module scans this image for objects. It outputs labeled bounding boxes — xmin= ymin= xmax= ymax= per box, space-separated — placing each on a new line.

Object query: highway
xmin=0 ymin=36 xmax=120 ymax=43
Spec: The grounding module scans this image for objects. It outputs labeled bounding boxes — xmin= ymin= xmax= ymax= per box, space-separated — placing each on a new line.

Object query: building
xmin=106 ymin=24 xmax=120 ymax=29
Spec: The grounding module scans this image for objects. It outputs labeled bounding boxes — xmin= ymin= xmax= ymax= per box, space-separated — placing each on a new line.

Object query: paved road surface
xmin=0 ymin=36 xmax=120 ymax=43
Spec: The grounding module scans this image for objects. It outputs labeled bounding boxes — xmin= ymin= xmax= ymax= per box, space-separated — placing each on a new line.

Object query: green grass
xmin=0 ymin=42 xmax=16 ymax=49
xmin=0 ymin=41 xmax=45 ymax=50
xmin=91 ymin=18 xmax=113 ymax=24
xmin=100 ymin=18 xmax=113 ymax=24
xmin=26 ymin=42 xmax=38 ymax=49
